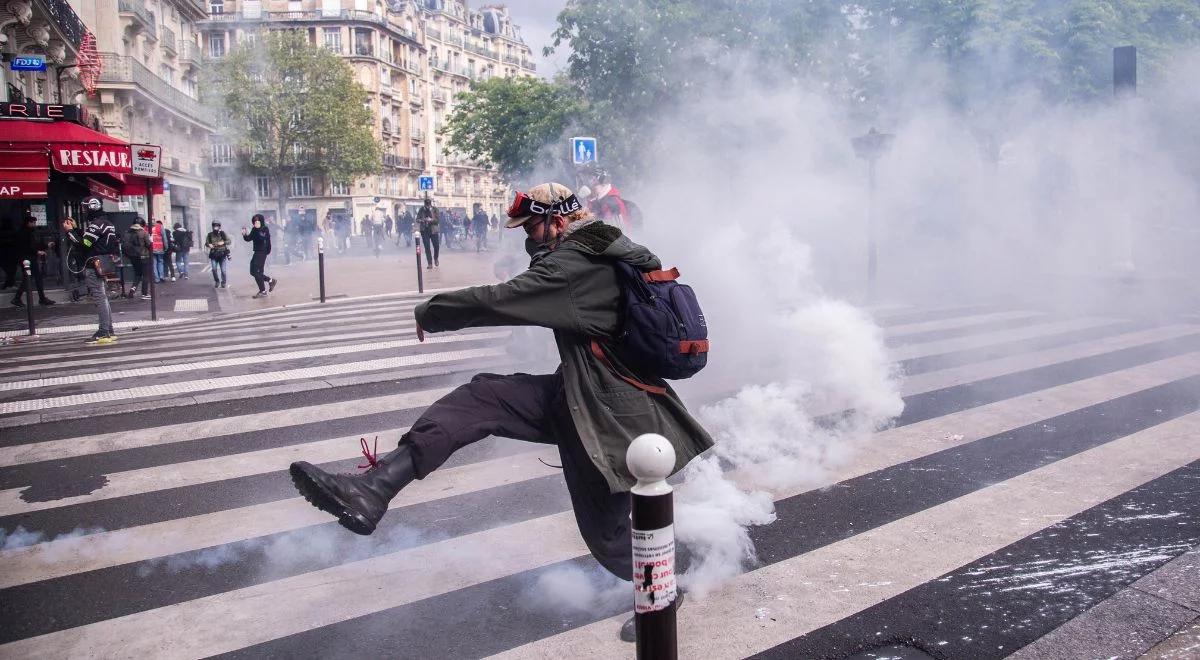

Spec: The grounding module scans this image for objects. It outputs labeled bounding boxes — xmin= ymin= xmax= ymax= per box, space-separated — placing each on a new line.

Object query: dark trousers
xmin=403 ymin=371 xmax=632 ymax=580
xmin=421 ymin=233 xmax=440 ymax=266
xmin=12 ymin=257 xmax=46 ymax=301
xmin=250 ymin=252 xmax=271 ymax=292
xmin=128 ymin=256 xmax=149 ymax=295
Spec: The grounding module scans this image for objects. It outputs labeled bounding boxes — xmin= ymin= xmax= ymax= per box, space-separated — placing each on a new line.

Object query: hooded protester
xmin=172 ymin=222 xmax=193 ymax=280
xmin=122 ymin=218 xmax=152 ymax=299
xmin=242 ymin=214 xmax=277 ymax=298
xmin=289 ymin=182 xmax=712 ymax=642
xmin=471 ymin=202 xmax=490 ymax=252
xmin=205 ymin=221 xmax=231 ymax=288
xmin=10 ymin=214 xmax=54 ymax=307
xmin=415 ymin=198 xmax=440 ymax=268
xmin=63 ymin=198 xmax=121 ymax=344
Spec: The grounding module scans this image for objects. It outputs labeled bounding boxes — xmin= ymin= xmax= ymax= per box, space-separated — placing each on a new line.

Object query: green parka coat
xmin=414 ymin=221 xmax=714 ymax=492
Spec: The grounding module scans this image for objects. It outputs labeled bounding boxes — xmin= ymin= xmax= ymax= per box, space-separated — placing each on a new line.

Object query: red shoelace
xmin=358 ymin=436 xmax=380 ymax=470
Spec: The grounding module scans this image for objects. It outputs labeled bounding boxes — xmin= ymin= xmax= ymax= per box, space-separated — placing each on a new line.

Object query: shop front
xmin=0 ymin=102 xmax=162 ymax=290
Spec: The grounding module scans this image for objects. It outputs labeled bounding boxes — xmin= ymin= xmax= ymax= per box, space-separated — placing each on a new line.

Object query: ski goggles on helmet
xmin=505 ymin=190 xmax=582 ymax=228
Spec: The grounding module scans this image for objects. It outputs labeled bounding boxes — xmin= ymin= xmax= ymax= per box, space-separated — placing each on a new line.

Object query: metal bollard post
xmin=414 ymin=231 xmax=424 ymax=294
xmin=21 ymin=260 xmax=35 ymax=336
xmin=146 ymin=254 xmax=158 ymax=321
xmin=317 ymin=237 xmax=326 ymax=304
xmin=627 ymin=433 xmax=679 ymax=660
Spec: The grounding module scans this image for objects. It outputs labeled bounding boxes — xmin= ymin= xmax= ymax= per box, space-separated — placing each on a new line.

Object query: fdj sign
xmin=11 ymin=56 xmax=46 ymax=72
xmin=571 ymin=137 xmax=597 ymax=165
xmin=418 ymin=175 xmax=435 ymax=191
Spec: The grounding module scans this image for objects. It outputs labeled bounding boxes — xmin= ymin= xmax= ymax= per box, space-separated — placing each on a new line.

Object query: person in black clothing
xmin=398 ymin=210 xmax=414 ymax=247
xmin=11 ymin=214 xmax=55 ymax=307
xmin=242 ymin=214 xmax=277 ymax=298
xmin=0 ymin=217 xmax=18 ymax=289
xmin=471 ymin=203 xmax=489 ymax=252
xmin=172 ymin=223 xmax=193 ymax=280
xmin=416 ymin=199 xmax=440 ymax=268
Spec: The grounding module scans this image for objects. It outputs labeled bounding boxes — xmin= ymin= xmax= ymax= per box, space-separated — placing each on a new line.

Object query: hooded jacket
xmin=123 ymin=225 xmax=152 ymax=260
xmin=415 ymin=220 xmax=714 ymax=492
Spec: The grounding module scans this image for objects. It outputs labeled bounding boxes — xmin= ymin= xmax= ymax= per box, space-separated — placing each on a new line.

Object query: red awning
xmin=1 ymin=120 xmax=163 ymax=195
xmin=0 ymin=150 xmax=50 ymax=199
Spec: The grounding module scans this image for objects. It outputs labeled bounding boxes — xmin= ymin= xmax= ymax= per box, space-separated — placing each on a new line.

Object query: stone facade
xmin=198 ymin=0 xmax=535 ymax=231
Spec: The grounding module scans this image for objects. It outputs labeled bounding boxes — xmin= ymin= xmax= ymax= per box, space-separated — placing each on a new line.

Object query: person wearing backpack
xmin=205 ymin=221 xmax=231 ymax=289
xmin=122 ymin=218 xmax=152 ymax=299
xmin=172 ymin=223 xmax=193 ymax=280
xmin=289 ymin=182 xmax=711 ymax=642
xmin=62 ymin=198 xmax=121 ymax=344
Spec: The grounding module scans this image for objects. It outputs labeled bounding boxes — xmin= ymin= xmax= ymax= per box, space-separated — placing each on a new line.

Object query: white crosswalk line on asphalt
xmin=889 ymin=316 xmax=1119 ymax=357
xmin=0 ymin=444 xmax=563 ymax=589
xmin=0 ymin=387 xmax=453 ymax=467
xmin=0 ymin=330 xmax=508 ymax=392
xmin=880 ymin=309 xmax=1045 ymax=335
xmin=9 ymin=403 xmax=1198 ymax=660
xmin=5 ymin=347 xmax=1196 ymax=590
xmin=0 ymin=346 xmax=506 ymax=414
xmin=495 ymin=412 xmax=1200 ymax=659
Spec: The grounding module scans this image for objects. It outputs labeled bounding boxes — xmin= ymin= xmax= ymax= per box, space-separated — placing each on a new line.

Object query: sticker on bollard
xmin=633 ymin=524 xmax=676 ymax=613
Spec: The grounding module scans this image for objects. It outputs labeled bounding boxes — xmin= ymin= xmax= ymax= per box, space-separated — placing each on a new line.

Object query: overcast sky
xmin=496 ymin=0 xmax=570 ymax=76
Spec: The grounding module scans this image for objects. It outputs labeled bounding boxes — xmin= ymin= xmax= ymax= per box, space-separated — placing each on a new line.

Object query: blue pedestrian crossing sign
xmin=418 ymin=175 xmax=435 ymax=191
xmin=571 ymin=137 xmax=597 ymax=165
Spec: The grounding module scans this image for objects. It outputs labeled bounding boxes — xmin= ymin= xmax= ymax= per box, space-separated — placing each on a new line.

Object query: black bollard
xmin=317 ymin=237 xmax=327 ymax=303
xmin=146 ymin=256 xmax=157 ymax=321
xmin=627 ymin=433 xmax=679 ymax=660
xmin=414 ymin=231 xmax=424 ymax=294
xmin=21 ymin=259 xmax=35 ymax=336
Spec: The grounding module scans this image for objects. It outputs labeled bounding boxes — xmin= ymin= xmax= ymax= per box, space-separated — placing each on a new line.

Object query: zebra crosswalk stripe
xmin=1 ymin=303 xmax=1197 ymax=658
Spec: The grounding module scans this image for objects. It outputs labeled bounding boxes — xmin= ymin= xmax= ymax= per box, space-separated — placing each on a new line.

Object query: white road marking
xmin=0 ymin=347 xmax=505 ymax=414
xmin=5 ymin=350 xmax=1196 ymax=590
xmin=0 ymin=331 xmax=508 ymax=392
xmin=494 ymin=412 xmax=1200 ymax=659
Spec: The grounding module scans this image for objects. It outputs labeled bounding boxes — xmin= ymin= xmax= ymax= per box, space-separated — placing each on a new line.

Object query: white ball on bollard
xmin=627 ymin=433 xmax=675 ymax=496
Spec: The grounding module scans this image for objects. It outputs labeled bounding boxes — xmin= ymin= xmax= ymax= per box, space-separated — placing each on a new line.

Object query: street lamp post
xmin=851 ymin=127 xmax=895 ymax=303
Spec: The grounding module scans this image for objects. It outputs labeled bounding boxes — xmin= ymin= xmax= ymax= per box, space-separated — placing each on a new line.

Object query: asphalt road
xmin=0 ymin=295 xmax=1197 ymax=659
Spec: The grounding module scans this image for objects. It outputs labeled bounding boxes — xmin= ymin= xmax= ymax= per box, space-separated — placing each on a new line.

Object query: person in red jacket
xmin=586 ymin=167 xmax=631 ymax=232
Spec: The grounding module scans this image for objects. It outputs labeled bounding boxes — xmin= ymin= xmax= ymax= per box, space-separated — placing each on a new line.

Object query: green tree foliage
xmin=212 ymin=31 xmax=380 ymax=220
xmin=442 ymin=76 xmax=584 ymax=183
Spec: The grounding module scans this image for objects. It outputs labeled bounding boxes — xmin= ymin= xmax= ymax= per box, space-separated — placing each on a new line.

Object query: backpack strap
xmin=642 ymin=267 xmax=680 ymax=283
xmin=589 ymin=339 xmax=667 ymax=395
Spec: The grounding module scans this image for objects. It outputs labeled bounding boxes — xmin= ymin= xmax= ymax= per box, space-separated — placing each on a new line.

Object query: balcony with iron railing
xmin=521 ymin=59 xmax=536 ymax=71
xmin=199 ymin=10 xmax=418 ymax=43
xmin=161 ymin=25 xmax=176 ymax=55
xmin=382 ymin=153 xmax=425 ymax=170
xmin=97 ymin=52 xmax=211 ymax=126
xmin=44 ymin=0 xmax=87 ymax=50
xmin=431 ymin=87 xmax=446 ymax=103
xmin=119 ymin=0 xmax=158 ymax=39
xmin=179 ymin=38 xmax=200 ymax=64
xmin=411 ymin=128 xmax=425 ymax=141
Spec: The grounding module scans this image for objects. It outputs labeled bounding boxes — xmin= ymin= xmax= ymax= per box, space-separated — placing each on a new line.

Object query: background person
xmin=122 ymin=218 xmax=152 ymax=299
xmin=206 ymin=221 xmax=231 ymax=289
xmin=242 ymin=214 xmax=277 ymax=298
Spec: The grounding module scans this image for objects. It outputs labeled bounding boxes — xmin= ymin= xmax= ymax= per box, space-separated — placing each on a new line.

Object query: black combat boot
xmin=289 ymin=439 xmax=416 ymax=535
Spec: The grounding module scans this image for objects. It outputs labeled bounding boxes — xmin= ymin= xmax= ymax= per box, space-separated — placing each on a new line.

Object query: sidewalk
xmin=0 ymin=261 xmax=221 ymax=337
xmin=213 ymin=240 xmax=512 ymax=311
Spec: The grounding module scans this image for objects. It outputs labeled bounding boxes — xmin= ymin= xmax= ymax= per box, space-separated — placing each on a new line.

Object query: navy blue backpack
xmin=591 ymin=261 xmax=708 ymax=393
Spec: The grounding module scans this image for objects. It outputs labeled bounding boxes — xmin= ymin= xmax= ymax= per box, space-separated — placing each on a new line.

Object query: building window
xmin=243 ymin=32 xmax=256 ymax=45
xmin=256 ymin=176 xmax=272 ymax=198
xmin=292 ymin=176 xmax=312 ymax=197
xmin=354 ymin=29 xmax=373 ymax=56
xmin=288 ymin=0 xmax=301 ymax=11
xmin=209 ymin=34 xmax=226 ymax=58
xmin=329 ymin=181 xmax=349 ymax=196
xmin=218 ymin=178 xmax=241 ymax=199
xmin=210 ymin=0 xmax=223 ymax=14
xmin=158 ymin=63 xmax=174 ymax=85
xmin=211 ymin=143 xmax=234 ymax=165
xmin=323 ymin=28 xmax=341 ymax=52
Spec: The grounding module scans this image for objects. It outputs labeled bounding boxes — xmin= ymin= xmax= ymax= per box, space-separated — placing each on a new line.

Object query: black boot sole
xmin=289 ymin=462 xmax=377 ymax=535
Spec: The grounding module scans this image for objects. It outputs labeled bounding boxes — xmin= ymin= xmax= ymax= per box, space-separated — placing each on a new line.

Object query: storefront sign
xmin=0 ymin=180 xmax=47 ymax=198
xmin=88 ymin=178 xmax=121 ymax=201
xmin=131 ymin=144 xmax=161 ymax=177
xmin=0 ymin=102 xmax=87 ymax=123
xmin=51 ymin=145 xmax=132 ymax=174
xmin=11 ymin=56 xmax=46 ymax=72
